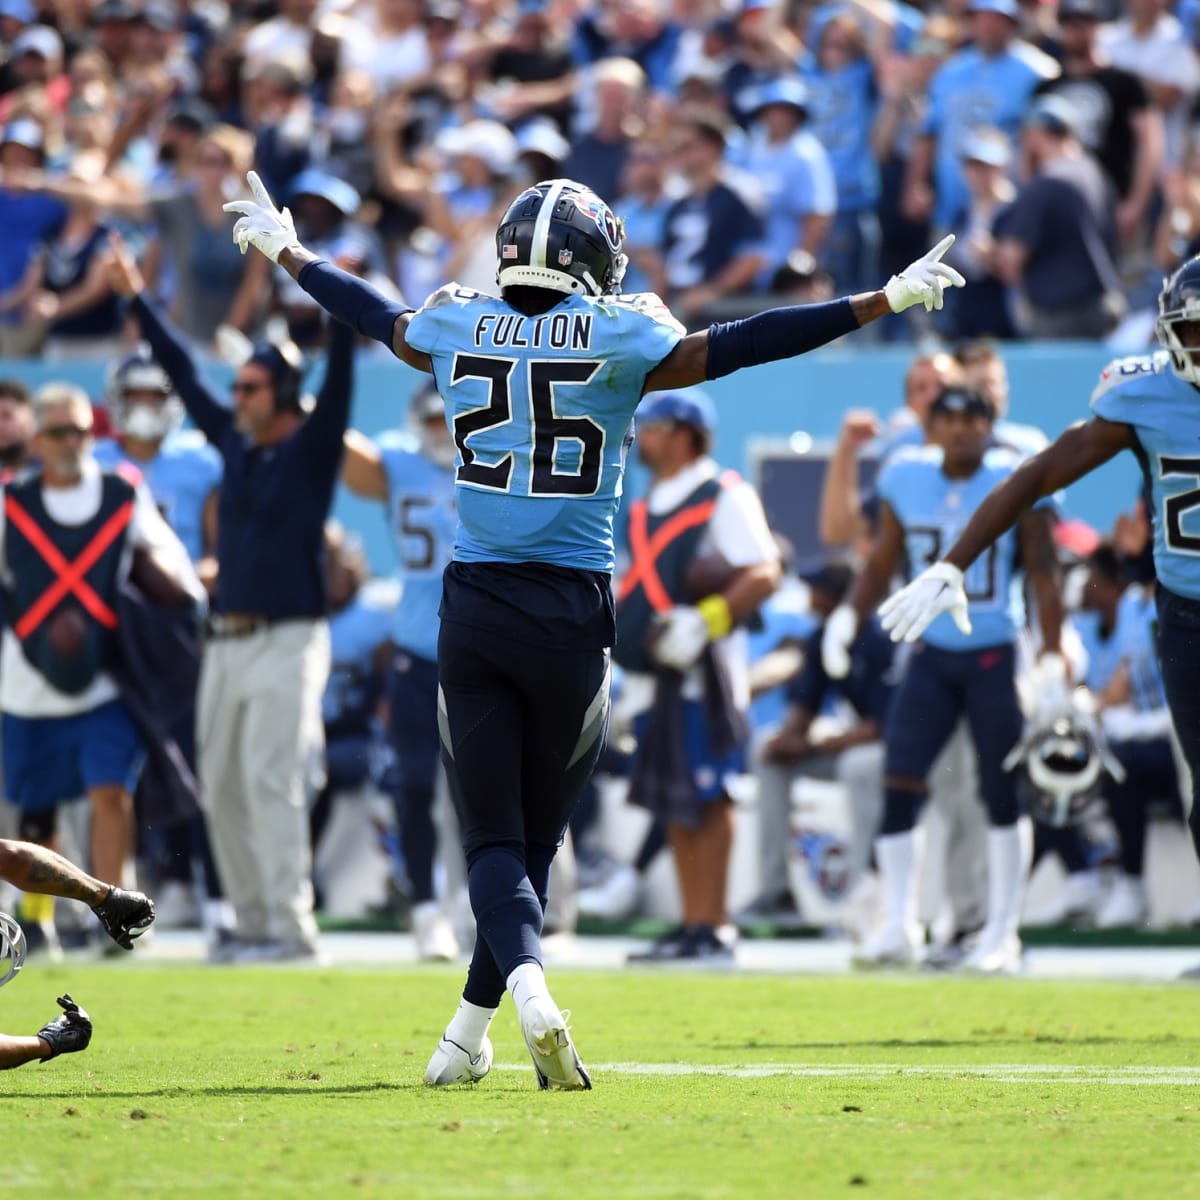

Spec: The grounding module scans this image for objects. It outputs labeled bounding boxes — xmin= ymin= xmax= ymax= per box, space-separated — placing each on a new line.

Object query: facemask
xmin=123 ymin=403 xmax=172 ymax=442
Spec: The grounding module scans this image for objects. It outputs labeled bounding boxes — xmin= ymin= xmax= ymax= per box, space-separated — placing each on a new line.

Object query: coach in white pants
xmin=111 ymin=237 xmax=355 ymax=962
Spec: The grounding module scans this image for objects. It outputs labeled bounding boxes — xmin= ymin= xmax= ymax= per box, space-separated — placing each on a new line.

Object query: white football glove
xmin=820 ymin=603 xmax=858 ymax=679
xmin=222 ymin=170 xmax=298 ymax=263
xmin=648 ymin=606 xmax=711 ymax=672
xmin=883 ymin=235 xmax=966 ymax=313
xmin=878 ymin=562 xmax=972 ymax=644
xmin=1030 ymin=652 xmax=1071 ymax=725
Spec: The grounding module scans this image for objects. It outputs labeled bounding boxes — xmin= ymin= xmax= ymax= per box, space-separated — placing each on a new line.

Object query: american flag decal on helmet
xmin=502 ymin=244 xmax=519 ymax=259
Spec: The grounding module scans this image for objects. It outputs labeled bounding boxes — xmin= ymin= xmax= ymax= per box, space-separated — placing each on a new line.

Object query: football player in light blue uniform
xmin=225 ymin=169 xmax=963 ymax=1088
xmin=340 ymin=383 xmax=461 ymax=961
xmin=881 ymin=255 xmax=1200 ymax=978
xmin=93 ymin=344 xmax=223 ymax=931
xmin=825 ymin=385 xmax=1064 ymax=974
xmin=93 ymin=346 xmax=222 ymax=565
xmin=316 ymin=525 xmax=396 ymax=903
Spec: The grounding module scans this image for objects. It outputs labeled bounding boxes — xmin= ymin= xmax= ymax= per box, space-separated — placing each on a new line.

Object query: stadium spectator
xmin=482 ymin=0 xmax=575 ymax=132
xmin=1035 ymin=0 xmax=1162 ymax=251
xmin=661 ymin=108 xmax=766 ymax=326
xmin=21 ymin=158 xmax=123 ymax=362
xmin=991 ymin=95 xmax=1121 ymax=339
xmin=946 ymin=127 xmax=1019 ymax=340
xmin=801 ymin=12 xmax=882 ymax=292
xmin=1097 ymin=0 xmax=1200 ymax=166
xmin=0 ymin=24 xmax=67 ymax=124
xmin=562 ymin=57 xmax=646 ymax=209
xmin=612 ymin=134 xmax=670 ymax=296
xmin=729 ymin=77 xmax=836 ymax=292
xmin=954 ymin=339 xmax=1048 ymax=458
xmin=0 ymin=118 xmax=66 ymax=359
xmin=108 ymin=232 xmax=355 ymax=966
xmin=358 ymin=0 xmax=432 ymax=96
xmin=903 ymin=0 xmax=1058 ymax=237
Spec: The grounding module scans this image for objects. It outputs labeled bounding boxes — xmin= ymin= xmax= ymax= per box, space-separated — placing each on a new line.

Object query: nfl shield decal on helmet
xmin=558 ymin=248 xmax=573 ymax=265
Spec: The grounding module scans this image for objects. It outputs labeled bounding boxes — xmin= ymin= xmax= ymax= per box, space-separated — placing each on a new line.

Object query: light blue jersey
xmin=377 ymin=431 xmax=457 ymax=662
xmin=879 ymin=444 xmax=1033 ymax=650
xmin=923 ymin=45 xmax=1055 ymax=230
xmin=1091 ymin=351 xmax=1200 ymax=602
xmin=1076 ymin=587 xmax=1165 ymax=711
xmin=405 ymin=284 xmax=685 ymax=572
xmin=93 ymin=430 xmax=222 ymax=562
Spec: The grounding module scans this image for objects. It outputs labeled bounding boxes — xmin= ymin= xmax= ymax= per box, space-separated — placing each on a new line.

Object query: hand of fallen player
xmin=879 ymin=562 xmax=972 ymax=643
xmin=884 ymin=235 xmax=966 ymax=313
xmin=222 ymin=170 xmax=297 ymax=263
xmin=38 ymin=993 xmax=93 ymax=1060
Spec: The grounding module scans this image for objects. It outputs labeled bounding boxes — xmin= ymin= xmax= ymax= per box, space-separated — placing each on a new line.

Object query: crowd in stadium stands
xmin=1 ymin=0 xmax=1199 ymax=970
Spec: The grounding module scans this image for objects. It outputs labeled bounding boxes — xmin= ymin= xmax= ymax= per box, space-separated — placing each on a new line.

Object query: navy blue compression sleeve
xmin=296 ymin=258 xmax=412 ymax=348
xmin=705 ymin=298 xmax=859 ymax=379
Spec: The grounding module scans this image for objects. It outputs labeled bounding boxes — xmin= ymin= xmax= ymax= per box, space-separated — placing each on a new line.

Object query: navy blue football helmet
xmin=1157 ymin=255 xmax=1200 ymax=385
xmin=495 ymin=178 xmax=628 ymax=297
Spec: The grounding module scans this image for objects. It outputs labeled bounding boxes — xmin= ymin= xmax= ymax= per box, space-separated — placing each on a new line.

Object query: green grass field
xmin=4 ymin=962 xmax=1200 ymax=1198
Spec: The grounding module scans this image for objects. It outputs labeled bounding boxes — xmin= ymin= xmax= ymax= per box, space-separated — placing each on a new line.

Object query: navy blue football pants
xmin=881 ymin=641 xmax=1024 ymax=834
xmin=437 ymin=619 xmax=610 ymax=1005
xmin=1155 ymin=585 xmax=1200 ymax=861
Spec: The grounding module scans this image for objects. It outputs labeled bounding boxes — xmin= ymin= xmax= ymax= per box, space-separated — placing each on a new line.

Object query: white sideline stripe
xmin=493 ymin=1062 xmax=1200 ymax=1085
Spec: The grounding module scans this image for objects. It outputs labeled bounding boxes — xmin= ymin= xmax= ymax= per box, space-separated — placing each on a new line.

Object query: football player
xmin=822 ymin=385 xmax=1065 ymax=973
xmin=340 ymin=385 xmax=461 ymax=961
xmin=224 ymin=171 xmax=964 ymax=1089
xmin=881 ymin=257 xmax=1200 ymax=965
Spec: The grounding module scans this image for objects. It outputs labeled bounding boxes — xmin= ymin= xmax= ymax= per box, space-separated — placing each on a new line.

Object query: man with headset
xmin=107 ymin=233 xmax=356 ymax=964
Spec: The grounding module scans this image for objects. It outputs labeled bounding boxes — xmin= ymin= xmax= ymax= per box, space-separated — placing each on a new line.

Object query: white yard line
xmin=491 ymin=1062 xmax=1200 ymax=1084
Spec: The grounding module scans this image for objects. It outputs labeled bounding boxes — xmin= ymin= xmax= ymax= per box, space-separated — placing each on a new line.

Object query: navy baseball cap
xmin=636 ymin=389 xmax=717 ymax=434
xmin=930 ymin=385 xmax=995 ymax=420
xmin=799 ymin=558 xmax=854 ymax=599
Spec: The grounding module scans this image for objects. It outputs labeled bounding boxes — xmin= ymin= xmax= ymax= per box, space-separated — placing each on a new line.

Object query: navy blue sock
xmin=880 ymin=786 xmax=924 ymax=836
xmin=467 ymin=847 xmax=543 ymax=982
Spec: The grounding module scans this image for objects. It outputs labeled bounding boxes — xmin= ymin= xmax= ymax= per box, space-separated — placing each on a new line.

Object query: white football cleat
xmin=413 ymin=901 xmax=461 ymax=962
xmin=1094 ymin=875 xmax=1147 ymax=930
xmin=961 ymin=931 xmax=1022 ymax=975
xmin=424 ymin=1034 xmax=494 ymax=1086
xmin=518 ymin=996 xmax=592 ymax=1091
xmin=576 ymin=864 xmax=640 ymax=920
xmin=851 ymin=923 xmax=923 ymax=969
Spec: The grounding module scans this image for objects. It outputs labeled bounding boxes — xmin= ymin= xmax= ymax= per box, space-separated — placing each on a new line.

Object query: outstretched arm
xmin=941 ymin=419 xmax=1134 ymax=572
xmin=224 ymin=172 xmax=432 ymax=374
xmin=644 ymin=236 xmax=964 ymax=392
xmin=106 ymin=233 xmax=233 ymax=446
xmin=0 ymin=838 xmax=108 ymax=905
xmin=880 ymin=418 xmax=1136 ymax=644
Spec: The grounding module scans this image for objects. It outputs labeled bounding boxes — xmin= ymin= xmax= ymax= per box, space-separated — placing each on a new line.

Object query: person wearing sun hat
xmin=903 ymin=0 xmax=1059 ymax=236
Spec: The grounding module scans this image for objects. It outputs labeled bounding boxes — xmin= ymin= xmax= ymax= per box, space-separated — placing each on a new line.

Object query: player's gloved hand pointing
xmin=884 ymin=235 xmax=966 ymax=313
xmin=879 ymin=562 xmax=972 ymax=643
xmin=222 ymin=171 xmax=297 ymax=263
xmin=820 ymin=603 xmax=859 ymax=679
